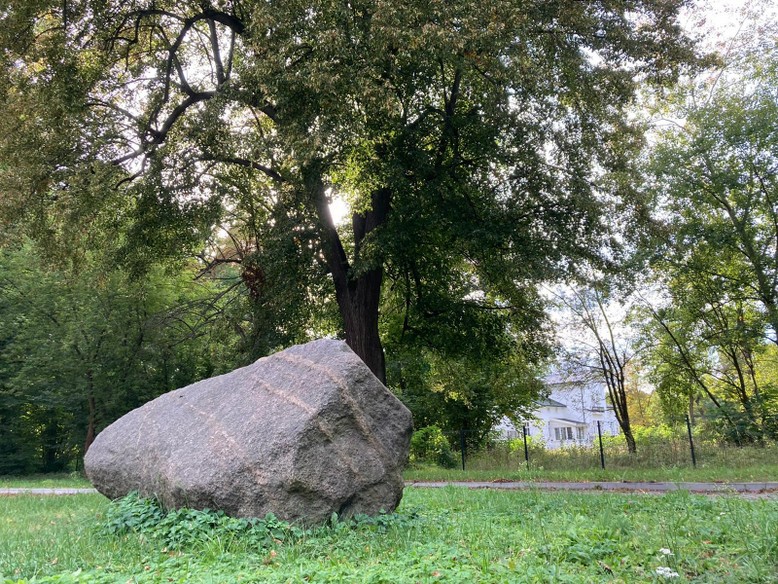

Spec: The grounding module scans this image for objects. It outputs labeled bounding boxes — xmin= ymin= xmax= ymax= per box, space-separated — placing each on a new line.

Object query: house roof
xmin=538 ymin=397 xmax=567 ymax=408
xmin=550 ymin=417 xmax=587 ymax=426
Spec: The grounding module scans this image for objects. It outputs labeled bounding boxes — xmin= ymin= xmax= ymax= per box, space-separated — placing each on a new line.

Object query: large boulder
xmin=84 ymin=339 xmax=413 ymax=523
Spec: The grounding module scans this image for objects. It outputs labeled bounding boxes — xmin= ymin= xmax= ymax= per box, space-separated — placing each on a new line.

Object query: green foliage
xmin=639 ymin=35 xmax=778 ymax=441
xmin=101 ymin=491 xmax=421 ymax=552
xmin=409 ymin=426 xmax=458 ymax=468
xmin=0 ymin=0 xmax=701 ymax=391
xmin=388 ymin=326 xmax=547 ymax=449
xmin=0 ymin=243 xmax=242 ymax=473
xmin=413 ymin=434 xmax=778 ymax=483
xmin=103 ymin=492 xmax=298 ymax=550
xmin=507 ymin=434 xmax=547 ymax=453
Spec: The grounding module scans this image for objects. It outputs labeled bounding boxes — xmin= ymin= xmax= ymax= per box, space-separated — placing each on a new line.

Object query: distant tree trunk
xmin=622 ymin=425 xmax=637 ymax=454
xmin=688 ymin=392 xmax=695 ymax=426
xmin=84 ymin=393 xmax=96 ymax=454
xmin=618 ymin=408 xmax=637 ymax=454
xmin=41 ymin=420 xmax=62 ymax=472
xmin=601 ymin=352 xmax=637 ymax=454
xmin=307 ymin=164 xmax=390 ymax=383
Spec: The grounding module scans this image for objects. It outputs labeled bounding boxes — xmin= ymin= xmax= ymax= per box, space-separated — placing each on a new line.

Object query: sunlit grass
xmin=404 ymin=465 xmax=778 ymax=483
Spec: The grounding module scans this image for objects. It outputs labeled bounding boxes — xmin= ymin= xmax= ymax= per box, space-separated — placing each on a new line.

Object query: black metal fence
xmin=441 ymin=414 xmax=778 ymax=472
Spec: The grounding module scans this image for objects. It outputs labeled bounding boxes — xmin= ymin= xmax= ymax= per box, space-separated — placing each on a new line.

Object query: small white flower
xmin=659 ymin=548 xmax=673 ymax=556
xmin=656 ymin=566 xmax=680 ymax=579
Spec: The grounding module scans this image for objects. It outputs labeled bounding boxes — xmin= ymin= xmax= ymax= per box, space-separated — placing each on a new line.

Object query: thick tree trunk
xmin=340 ymin=267 xmax=387 ymax=384
xmin=306 ymin=164 xmax=390 ymax=383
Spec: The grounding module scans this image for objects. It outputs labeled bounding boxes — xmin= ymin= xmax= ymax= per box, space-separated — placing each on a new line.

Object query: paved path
xmin=406 ymin=481 xmax=778 ymax=496
xmin=0 ymin=488 xmax=98 ymax=495
xmin=2 ymin=482 xmax=778 ymax=497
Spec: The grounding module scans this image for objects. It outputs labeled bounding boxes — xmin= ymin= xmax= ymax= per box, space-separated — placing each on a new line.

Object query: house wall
xmin=496 ymin=379 xmax=621 ymax=449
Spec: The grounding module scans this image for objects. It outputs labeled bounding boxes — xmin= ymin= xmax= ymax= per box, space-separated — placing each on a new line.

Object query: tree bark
xmin=603 ymin=368 xmax=637 ymax=454
xmin=84 ymin=394 xmax=96 ymax=454
xmin=622 ymin=425 xmax=637 ymax=455
xmin=340 ymin=267 xmax=387 ymax=383
xmin=306 ymin=164 xmax=390 ymax=383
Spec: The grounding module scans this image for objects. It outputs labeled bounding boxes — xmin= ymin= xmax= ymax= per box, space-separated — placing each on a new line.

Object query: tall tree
xmin=646 ymin=35 xmax=778 ymax=342
xmin=640 ymin=25 xmax=778 ymax=441
xmin=639 ymin=273 xmax=777 ymax=443
xmin=0 ymin=0 xmax=699 ymax=383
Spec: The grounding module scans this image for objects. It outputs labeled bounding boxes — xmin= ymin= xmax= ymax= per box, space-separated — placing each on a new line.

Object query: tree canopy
xmin=639 ymin=31 xmax=778 ymax=442
xmin=0 ymin=0 xmax=700 ymax=386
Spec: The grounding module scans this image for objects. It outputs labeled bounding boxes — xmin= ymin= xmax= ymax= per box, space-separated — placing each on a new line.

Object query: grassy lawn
xmin=4 ymin=455 xmax=778 ymax=493
xmin=0 ymin=474 xmax=92 ymax=489
xmin=1 ymin=487 xmax=776 ymax=583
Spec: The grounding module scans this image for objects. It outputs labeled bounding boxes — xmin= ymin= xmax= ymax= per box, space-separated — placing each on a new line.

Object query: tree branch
xmin=199 ymin=154 xmax=285 ymax=184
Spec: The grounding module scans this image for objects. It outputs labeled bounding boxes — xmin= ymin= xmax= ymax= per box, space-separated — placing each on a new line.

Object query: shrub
xmin=507 ymin=435 xmax=547 ymax=453
xmin=409 ymin=426 xmax=458 ymax=468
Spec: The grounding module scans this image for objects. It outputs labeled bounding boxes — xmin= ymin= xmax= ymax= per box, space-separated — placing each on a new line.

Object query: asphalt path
xmin=2 ymin=482 xmax=778 ymax=497
xmin=406 ymin=480 xmax=778 ymax=496
xmin=0 ymin=488 xmax=97 ymax=495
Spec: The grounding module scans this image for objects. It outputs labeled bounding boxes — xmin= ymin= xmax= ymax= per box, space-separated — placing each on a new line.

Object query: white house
xmin=496 ymin=372 xmax=621 ymax=448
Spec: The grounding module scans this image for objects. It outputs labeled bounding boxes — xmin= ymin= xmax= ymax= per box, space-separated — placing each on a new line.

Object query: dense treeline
xmin=0 ymin=246 xmax=244 ymax=473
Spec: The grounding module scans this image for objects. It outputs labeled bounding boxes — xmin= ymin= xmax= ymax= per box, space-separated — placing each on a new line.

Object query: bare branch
xmin=199 ymin=154 xmax=285 ymax=184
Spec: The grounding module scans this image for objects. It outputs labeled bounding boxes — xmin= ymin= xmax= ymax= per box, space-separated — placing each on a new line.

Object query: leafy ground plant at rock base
xmin=1 ymin=488 xmax=777 ymax=583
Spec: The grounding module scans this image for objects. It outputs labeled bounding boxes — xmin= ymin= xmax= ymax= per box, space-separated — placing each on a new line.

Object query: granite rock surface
xmin=84 ymin=339 xmax=413 ymax=523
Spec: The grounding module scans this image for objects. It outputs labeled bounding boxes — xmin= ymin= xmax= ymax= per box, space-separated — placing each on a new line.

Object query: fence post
xmin=686 ymin=414 xmax=697 ymax=467
xmin=597 ymin=420 xmax=605 ymax=470
xmin=460 ymin=427 xmax=466 ymax=471
xmin=522 ymin=424 xmax=530 ymax=471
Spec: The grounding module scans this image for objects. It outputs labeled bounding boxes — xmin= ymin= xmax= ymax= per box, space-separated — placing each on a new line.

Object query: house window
xmin=577 ymin=427 xmax=585 ymax=440
xmin=554 ymin=427 xmax=573 ymax=441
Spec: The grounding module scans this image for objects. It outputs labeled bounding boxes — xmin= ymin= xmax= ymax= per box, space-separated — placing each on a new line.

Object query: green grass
xmin=4 ymin=457 xmax=776 ymax=495
xmin=2 ymin=487 xmax=777 ymax=583
xmin=0 ymin=474 xmax=92 ymax=489
xmin=4 ymin=440 xmax=778 ymax=493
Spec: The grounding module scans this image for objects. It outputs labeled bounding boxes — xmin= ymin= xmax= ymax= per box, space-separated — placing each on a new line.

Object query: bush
xmin=410 ymin=426 xmax=458 ymax=468
xmin=507 ymin=435 xmax=547 ymax=453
